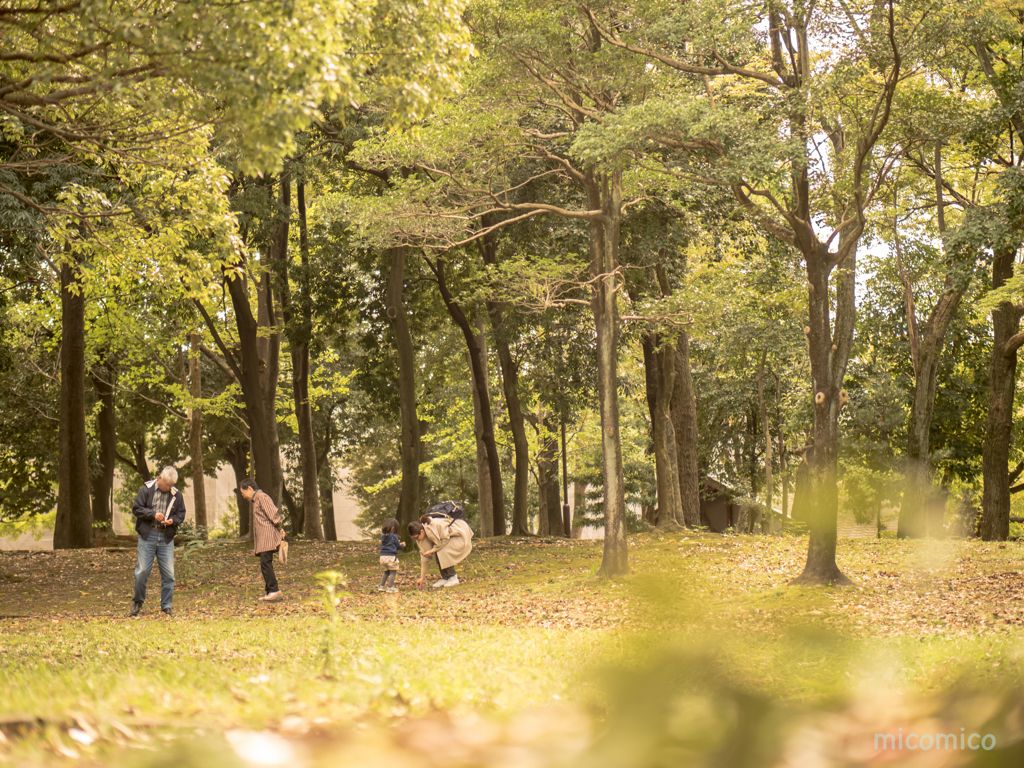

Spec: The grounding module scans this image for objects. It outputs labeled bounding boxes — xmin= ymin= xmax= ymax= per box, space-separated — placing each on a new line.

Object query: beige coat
xmin=417 ymin=516 xmax=473 ymax=576
xmin=252 ymin=491 xmax=285 ymax=555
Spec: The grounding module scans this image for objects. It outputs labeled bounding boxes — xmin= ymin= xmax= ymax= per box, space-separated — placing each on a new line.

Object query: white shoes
xmin=259 ymin=591 xmax=283 ymax=602
xmin=430 ymin=576 xmax=460 ymax=588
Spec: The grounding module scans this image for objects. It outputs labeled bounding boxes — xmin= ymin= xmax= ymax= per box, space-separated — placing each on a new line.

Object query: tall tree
xmin=424 ymin=253 xmax=508 ymax=532
xmin=386 ymin=245 xmax=424 ymax=529
xmin=288 ymin=179 xmax=325 ymax=540
xmin=89 ymin=360 xmax=117 ymax=530
xmin=479 ymin=224 xmax=530 ymax=536
xmin=468 ymin=317 xmax=495 ymax=536
xmin=187 ymin=334 xmax=209 ymax=532
xmin=579 ymin=0 xmax=936 ymax=583
xmin=891 ymin=156 xmax=976 ymax=538
xmin=966 ymin=15 xmax=1024 ymax=540
xmin=54 ymin=254 xmax=92 ymax=548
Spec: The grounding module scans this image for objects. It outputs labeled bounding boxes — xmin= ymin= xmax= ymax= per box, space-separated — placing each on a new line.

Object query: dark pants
xmin=436 ymin=555 xmax=455 ymax=579
xmin=260 ymin=551 xmax=279 ymax=594
xmin=380 ymin=570 xmax=397 ymax=587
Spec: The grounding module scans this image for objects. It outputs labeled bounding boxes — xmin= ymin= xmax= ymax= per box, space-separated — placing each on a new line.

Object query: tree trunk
xmin=586 ymin=169 xmax=628 ymax=576
xmin=225 ymin=440 xmax=250 ymax=537
xmin=427 ymin=255 xmax=507 ymax=533
xmin=496 ymin=341 xmax=530 ymax=536
xmin=478 ymin=225 xmax=526 ymax=536
xmin=981 ymin=248 xmax=1023 ymax=541
xmin=54 ymin=257 xmax=93 ymax=549
xmin=572 ymin=480 xmax=586 ymax=539
xmin=537 ymin=448 xmax=548 ymax=537
xmin=536 ymin=413 xmax=563 ymax=536
xmin=758 ymin=349 xmax=774 ymax=534
xmin=89 ymin=361 xmax=116 ymax=530
xmin=671 ymin=334 xmax=701 ymax=528
xmin=121 ymin=439 xmax=152 ymax=483
xmin=898 ymin=147 xmax=970 ymax=539
xmin=900 ymin=297 xmax=965 ymax=538
xmin=561 ymin=421 xmax=571 ymax=537
xmin=224 ymin=252 xmax=276 ymax=507
xmin=790 ymin=448 xmax=811 ymax=524
xmin=778 ymin=384 xmax=789 ymax=521
xmin=791 ymin=240 xmax=855 ymax=586
xmin=386 ymin=245 xmax=422 ymax=530
xmin=545 ymin=416 xmax=563 ymax=536
xmin=188 ymin=334 xmax=209 ymax=533
xmin=653 ymin=341 xmax=683 ymax=530
xmin=281 ymin=483 xmax=303 ymax=534
xmin=735 ymin=506 xmax=749 ymax=534
xmin=469 ymin=318 xmax=494 ymax=537
xmin=319 ymin=469 xmax=337 ymax=541
xmin=286 ymin=179 xmax=324 ymax=540
xmin=317 ymin=405 xmax=338 ymax=541
xmin=639 ymin=332 xmax=660 ymax=526
xmin=747 ymin=409 xmax=760 ymax=518
xmin=258 ymin=174 xmax=288 ymax=508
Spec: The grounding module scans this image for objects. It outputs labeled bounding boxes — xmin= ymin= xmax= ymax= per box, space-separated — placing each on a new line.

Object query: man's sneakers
xmin=130 ymin=601 xmax=142 ymax=617
xmin=162 ymin=608 xmax=173 ymax=617
xmin=259 ymin=591 xmax=283 ymax=602
xmin=279 ymin=540 xmax=289 ymax=564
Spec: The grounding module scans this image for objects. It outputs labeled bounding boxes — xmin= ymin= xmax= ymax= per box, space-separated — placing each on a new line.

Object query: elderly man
xmin=130 ymin=466 xmax=187 ymax=617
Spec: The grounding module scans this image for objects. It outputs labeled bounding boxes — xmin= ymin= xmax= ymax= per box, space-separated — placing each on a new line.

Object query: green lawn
xmin=2 ymin=533 xmax=1023 ymax=766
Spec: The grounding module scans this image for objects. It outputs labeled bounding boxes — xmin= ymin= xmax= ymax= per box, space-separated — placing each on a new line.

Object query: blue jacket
xmin=132 ymin=479 xmax=187 ymax=543
xmin=380 ymin=531 xmax=405 ymax=557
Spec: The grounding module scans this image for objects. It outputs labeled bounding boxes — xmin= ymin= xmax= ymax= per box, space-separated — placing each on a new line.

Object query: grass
xmin=2 ymin=532 xmax=1024 ymax=766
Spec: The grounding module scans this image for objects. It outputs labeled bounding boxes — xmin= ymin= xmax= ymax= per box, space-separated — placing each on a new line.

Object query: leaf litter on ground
xmin=3 ymin=532 xmax=1024 ymax=766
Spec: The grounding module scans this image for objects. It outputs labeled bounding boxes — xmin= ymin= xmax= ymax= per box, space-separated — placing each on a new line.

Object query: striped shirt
xmin=251 ymin=491 xmax=285 ymax=555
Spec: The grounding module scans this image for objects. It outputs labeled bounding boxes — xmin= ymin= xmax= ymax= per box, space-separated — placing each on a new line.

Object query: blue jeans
xmin=133 ymin=529 xmax=175 ymax=609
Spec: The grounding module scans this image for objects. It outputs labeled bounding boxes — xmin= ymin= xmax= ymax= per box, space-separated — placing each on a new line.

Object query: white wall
xmin=2 ymin=462 xmax=367 ymax=551
xmin=113 ymin=464 xmax=367 ymax=541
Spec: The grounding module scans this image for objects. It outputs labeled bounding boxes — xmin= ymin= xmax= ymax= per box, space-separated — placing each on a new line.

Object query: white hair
xmin=159 ymin=466 xmax=179 ymax=484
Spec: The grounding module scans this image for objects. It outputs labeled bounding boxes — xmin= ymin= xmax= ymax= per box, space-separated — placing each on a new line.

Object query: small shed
xmin=699 ymin=477 xmax=786 ymax=533
xmin=699 ymin=478 xmax=743 ymax=533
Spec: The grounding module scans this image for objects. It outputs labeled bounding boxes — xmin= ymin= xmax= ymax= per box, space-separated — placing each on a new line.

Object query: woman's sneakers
xmin=431 ymin=576 xmax=460 ymax=588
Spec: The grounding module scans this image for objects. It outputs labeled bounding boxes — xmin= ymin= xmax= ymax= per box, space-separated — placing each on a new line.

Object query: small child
xmin=378 ymin=518 xmax=406 ymax=592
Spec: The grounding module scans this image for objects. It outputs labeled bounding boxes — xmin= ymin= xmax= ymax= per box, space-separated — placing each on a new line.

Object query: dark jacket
xmin=380 ymin=531 xmax=405 ymax=557
xmin=132 ymin=479 xmax=187 ymax=543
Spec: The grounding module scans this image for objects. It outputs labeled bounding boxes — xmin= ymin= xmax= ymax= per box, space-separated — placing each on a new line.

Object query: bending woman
xmin=409 ymin=514 xmax=473 ymax=588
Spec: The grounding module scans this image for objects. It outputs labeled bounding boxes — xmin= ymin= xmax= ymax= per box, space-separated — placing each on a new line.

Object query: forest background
xmin=3 ymin=0 xmax=1024 ymax=588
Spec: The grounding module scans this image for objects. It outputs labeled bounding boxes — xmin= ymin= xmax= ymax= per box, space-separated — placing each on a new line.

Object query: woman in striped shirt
xmin=239 ymin=479 xmax=287 ymax=602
